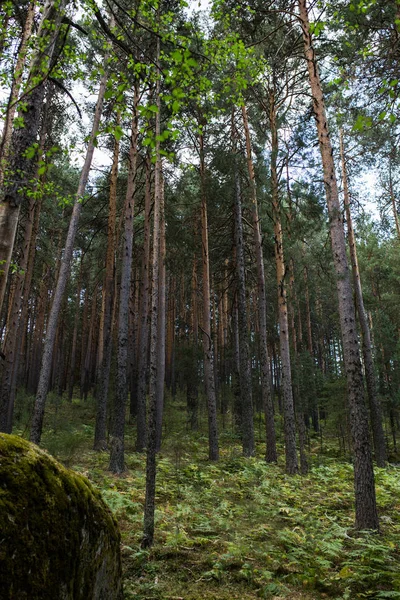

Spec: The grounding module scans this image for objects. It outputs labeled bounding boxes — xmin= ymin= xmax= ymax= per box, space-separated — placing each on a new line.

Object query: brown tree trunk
xmin=241 ymin=104 xmax=277 ymax=462
xmin=109 ymin=88 xmax=139 ymax=473
xmin=30 ymin=55 xmax=109 ymax=444
xmin=299 ymin=0 xmax=379 ymax=530
xmin=340 ymin=129 xmax=387 ymax=468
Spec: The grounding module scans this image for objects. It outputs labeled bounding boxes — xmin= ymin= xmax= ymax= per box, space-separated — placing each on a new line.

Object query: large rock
xmin=0 ymin=434 xmax=123 ymax=599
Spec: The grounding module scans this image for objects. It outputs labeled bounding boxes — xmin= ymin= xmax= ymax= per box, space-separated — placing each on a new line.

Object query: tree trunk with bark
xmin=135 ymin=151 xmax=152 ymax=451
xmin=299 ymin=0 xmax=379 ymax=530
xmin=30 ymin=56 xmax=109 ymax=445
xmin=143 ymin=44 xmax=162 ymax=546
xmin=109 ymin=88 xmax=139 ymax=473
xmin=155 ymin=176 xmax=166 ymax=453
xmin=241 ymin=104 xmax=277 ymax=462
xmin=340 ymin=129 xmax=387 ymax=468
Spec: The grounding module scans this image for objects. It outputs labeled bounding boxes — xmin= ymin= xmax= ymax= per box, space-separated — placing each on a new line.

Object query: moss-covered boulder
xmin=0 ymin=434 xmax=123 ymax=600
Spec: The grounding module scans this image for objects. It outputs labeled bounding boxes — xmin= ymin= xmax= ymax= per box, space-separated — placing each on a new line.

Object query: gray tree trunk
xmin=30 ymin=57 xmax=109 ymax=444
xmin=299 ymin=0 xmax=379 ymax=530
xmin=340 ymin=129 xmax=387 ymax=468
xmin=109 ymin=89 xmax=139 ymax=473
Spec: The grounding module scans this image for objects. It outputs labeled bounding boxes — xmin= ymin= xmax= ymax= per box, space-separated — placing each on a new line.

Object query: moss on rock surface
xmin=0 ymin=434 xmax=123 ymax=599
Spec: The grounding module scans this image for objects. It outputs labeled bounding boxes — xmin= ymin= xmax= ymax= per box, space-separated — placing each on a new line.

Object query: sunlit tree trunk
xmin=299 ymin=0 xmax=379 ymax=530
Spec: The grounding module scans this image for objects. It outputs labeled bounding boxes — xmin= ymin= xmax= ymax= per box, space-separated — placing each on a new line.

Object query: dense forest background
xmin=1 ymin=0 xmax=400 ymax=598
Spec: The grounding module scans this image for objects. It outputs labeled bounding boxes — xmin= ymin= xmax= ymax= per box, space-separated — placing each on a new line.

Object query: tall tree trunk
xmin=143 ymin=41 xmax=162 ymax=547
xmin=241 ymin=104 xmax=277 ymax=462
xmin=155 ymin=175 xmax=166 ymax=453
xmin=232 ymin=115 xmax=254 ymax=457
xmin=269 ymin=92 xmax=298 ymax=475
xmin=109 ymin=87 xmax=139 ymax=473
xmin=135 ymin=151 xmax=152 ymax=451
xmin=299 ymin=0 xmax=379 ymax=530
xmin=199 ymin=130 xmax=219 ymax=461
xmin=340 ymin=129 xmax=387 ymax=468
xmin=30 ymin=55 xmax=109 ymax=445
xmin=94 ymin=114 xmax=120 ymax=450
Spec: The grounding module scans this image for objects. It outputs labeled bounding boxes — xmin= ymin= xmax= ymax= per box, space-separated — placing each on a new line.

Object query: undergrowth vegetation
xmin=14 ymin=391 xmax=400 ymax=600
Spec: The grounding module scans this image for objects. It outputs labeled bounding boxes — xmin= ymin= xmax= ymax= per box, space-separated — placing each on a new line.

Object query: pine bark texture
xmin=135 ymin=152 xmax=152 ymax=452
xmin=299 ymin=0 xmax=379 ymax=530
xmin=340 ymin=130 xmax=386 ymax=468
xmin=143 ymin=48 xmax=162 ymax=547
xmin=109 ymin=92 xmax=139 ymax=473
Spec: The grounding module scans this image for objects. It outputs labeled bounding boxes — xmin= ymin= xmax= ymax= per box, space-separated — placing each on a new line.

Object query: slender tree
xmin=30 ymin=49 xmax=110 ymax=444
xmin=298 ymin=0 xmax=379 ymax=530
xmin=109 ymin=86 xmax=139 ymax=473
xmin=340 ymin=129 xmax=387 ymax=467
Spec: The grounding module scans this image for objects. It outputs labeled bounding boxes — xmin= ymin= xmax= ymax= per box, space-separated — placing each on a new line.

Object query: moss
xmin=0 ymin=434 xmax=122 ymax=600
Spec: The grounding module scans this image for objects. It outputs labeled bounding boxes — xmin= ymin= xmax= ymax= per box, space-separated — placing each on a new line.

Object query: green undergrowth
xmin=14 ymin=394 xmax=400 ymax=600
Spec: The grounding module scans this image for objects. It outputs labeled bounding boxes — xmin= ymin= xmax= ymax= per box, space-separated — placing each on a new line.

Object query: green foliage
xmin=25 ymin=399 xmax=400 ymax=600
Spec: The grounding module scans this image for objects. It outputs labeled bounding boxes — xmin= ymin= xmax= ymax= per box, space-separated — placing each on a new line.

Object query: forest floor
xmin=14 ymin=392 xmax=400 ymax=600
